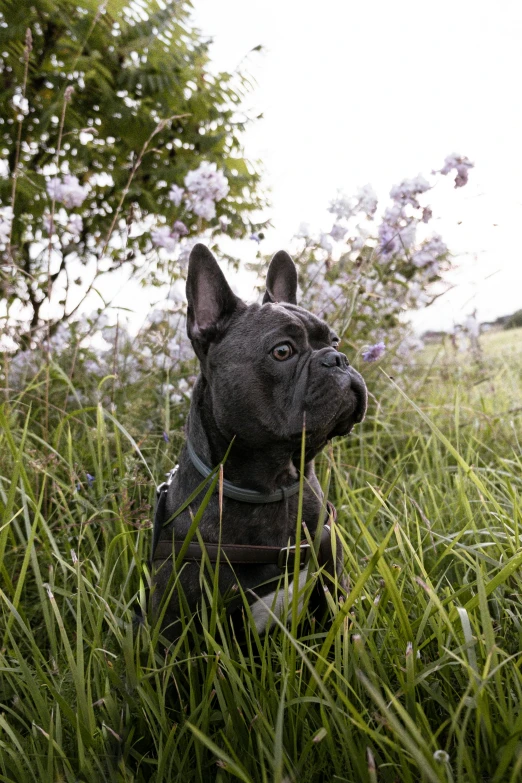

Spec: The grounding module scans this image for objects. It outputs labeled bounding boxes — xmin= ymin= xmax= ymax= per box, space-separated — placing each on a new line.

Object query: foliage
xmin=505 ymin=308 xmax=522 ymax=330
xmin=1 ymin=330 xmax=522 ymax=780
xmin=0 ymin=0 xmax=264 ymax=346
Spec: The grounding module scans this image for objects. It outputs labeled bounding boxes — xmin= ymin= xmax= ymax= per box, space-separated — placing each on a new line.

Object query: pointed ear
xmin=186 ymin=244 xmax=242 ymax=347
xmin=262 ymin=250 xmax=298 ymax=304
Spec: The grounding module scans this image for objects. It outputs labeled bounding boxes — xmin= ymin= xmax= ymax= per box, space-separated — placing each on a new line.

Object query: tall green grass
xmin=1 ymin=329 xmax=521 ymax=782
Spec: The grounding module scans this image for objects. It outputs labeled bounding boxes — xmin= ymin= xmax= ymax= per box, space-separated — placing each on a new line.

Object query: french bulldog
xmin=150 ymin=243 xmax=367 ymax=639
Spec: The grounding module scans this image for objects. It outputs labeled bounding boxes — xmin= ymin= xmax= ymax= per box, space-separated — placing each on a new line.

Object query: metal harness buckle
xmin=156 ymin=465 xmax=179 ymax=496
xmin=277 ymin=541 xmax=311 ymax=569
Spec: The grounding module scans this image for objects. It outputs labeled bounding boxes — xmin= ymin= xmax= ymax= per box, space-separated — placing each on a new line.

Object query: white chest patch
xmin=248 ymin=569 xmax=309 ymax=633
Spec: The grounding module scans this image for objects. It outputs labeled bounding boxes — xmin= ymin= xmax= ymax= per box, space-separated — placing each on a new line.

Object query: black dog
xmin=150 ymin=243 xmax=367 ymax=638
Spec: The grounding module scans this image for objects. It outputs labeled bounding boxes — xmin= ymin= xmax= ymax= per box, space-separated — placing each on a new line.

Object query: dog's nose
xmin=321 ymin=350 xmax=349 ymax=369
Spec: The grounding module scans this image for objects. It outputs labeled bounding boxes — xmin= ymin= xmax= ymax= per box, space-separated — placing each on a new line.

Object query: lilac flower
xmin=421 ymin=206 xmax=433 ymax=224
xmin=378 ymin=222 xmax=402 ymax=258
xmin=412 ymin=234 xmax=448 ymax=267
xmin=46 ymin=178 xmax=63 ymax=201
xmin=355 ymin=184 xmax=378 ymax=217
xmin=46 ymin=175 xmax=89 ymax=209
xmin=328 ymin=193 xmax=353 ymax=221
xmin=66 ymin=214 xmax=83 ymax=237
xmin=162 ymin=430 xmax=170 ymax=443
xmin=190 ymin=196 xmax=216 ymax=221
xmin=380 ymin=224 xmax=415 ymax=258
xmin=86 ymin=473 xmax=95 ymax=487
xmin=184 ymin=162 xmax=229 ymax=204
xmin=168 ymin=184 xmax=184 ymax=206
xmin=0 ymin=206 xmax=13 ymax=245
xmin=330 ymin=223 xmax=348 ymax=242
xmin=319 ymin=233 xmax=333 ymax=254
xmin=439 ymin=153 xmax=474 ymax=188
xmin=296 ymin=222 xmax=311 ymax=239
xmin=173 ymin=220 xmax=189 ymax=236
xmin=178 ymin=237 xmax=199 ymax=268
xmin=151 ymin=226 xmax=178 ymax=252
xmin=390 ymin=175 xmax=430 ymax=208
xmin=362 ymin=342 xmax=386 ymax=362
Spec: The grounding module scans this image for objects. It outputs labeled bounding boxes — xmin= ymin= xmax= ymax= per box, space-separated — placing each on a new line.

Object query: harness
xmin=151 ymin=443 xmax=337 ymax=574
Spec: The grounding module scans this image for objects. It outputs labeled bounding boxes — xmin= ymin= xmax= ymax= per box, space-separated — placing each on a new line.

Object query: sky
xmin=188 ymin=0 xmax=522 ymax=332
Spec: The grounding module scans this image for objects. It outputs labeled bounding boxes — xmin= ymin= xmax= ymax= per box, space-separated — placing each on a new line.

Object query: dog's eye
xmin=271 ymin=343 xmax=294 ymax=361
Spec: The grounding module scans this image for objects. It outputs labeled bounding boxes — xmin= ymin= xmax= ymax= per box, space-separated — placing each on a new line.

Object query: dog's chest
xmin=248 ymin=569 xmax=309 ymax=632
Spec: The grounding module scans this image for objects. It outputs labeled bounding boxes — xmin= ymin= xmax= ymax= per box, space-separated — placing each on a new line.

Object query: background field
xmin=0 ymin=327 xmax=521 ymax=782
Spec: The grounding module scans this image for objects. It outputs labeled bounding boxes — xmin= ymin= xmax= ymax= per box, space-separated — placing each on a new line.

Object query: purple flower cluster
xmin=439 ymin=153 xmax=474 ymax=188
xmin=362 ymin=342 xmax=386 ymax=362
xmin=167 ymin=161 xmax=229 ymax=222
xmin=151 ymin=220 xmax=189 ymax=252
xmin=412 ymin=234 xmax=448 ymax=268
xmin=328 ymin=184 xmax=378 ymax=222
xmin=389 ymin=175 xmax=430 ymax=208
xmin=46 ymin=175 xmax=90 ymax=209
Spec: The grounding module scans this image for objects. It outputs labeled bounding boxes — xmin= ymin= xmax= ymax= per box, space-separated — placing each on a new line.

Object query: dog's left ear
xmin=263 ymin=250 xmax=298 ymax=305
xmin=186 ymin=244 xmax=243 ymax=349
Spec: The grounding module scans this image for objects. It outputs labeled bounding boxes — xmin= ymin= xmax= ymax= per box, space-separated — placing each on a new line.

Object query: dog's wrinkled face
xmin=186 ymin=244 xmax=367 ymax=459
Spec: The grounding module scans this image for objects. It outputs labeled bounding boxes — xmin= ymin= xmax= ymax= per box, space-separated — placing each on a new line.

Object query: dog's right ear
xmin=186 ymin=244 xmax=243 ymax=349
xmin=263 ymin=250 xmax=298 ymax=305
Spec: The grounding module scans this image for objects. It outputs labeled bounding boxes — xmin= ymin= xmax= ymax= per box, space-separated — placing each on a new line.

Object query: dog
xmin=150 ymin=243 xmax=367 ymax=639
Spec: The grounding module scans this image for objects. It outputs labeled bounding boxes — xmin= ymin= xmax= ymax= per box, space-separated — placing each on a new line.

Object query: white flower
xmin=433 ymin=750 xmax=450 ymax=764
xmin=12 ymin=92 xmax=29 ymax=116
xmin=149 ymin=309 xmax=166 ymax=325
xmin=0 ymin=205 xmax=13 ymax=245
xmin=168 ymin=184 xmax=184 ymax=206
xmin=46 ymin=175 xmax=89 ymax=209
xmin=351 ymin=226 xmax=370 ymax=252
xmin=184 ymin=161 xmax=229 ymax=204
xmin=66 ymin=214 xmax=83 ymax=237
xmin=178 ymin=237 xmax=199 ymax=268
xmin=297 ymin=222 xmax=312 ymax=239
xmin=219 ymin=215 xmax=231 ymax=232
xmin=151 ymin=226 xmax=178 ymax=253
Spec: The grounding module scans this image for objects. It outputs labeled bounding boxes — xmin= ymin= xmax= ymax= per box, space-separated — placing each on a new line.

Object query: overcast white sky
xmin=190 ymin=0 xmax=522 ymax=332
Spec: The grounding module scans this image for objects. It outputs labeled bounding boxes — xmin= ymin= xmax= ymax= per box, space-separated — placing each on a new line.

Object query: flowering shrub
xmin=0 ymin=1 xmax=476 ymax=430
xmin=253 ymin=152 xmax=475 ymax=365
xmin=0 ymin=0 xmax=265 ymax=349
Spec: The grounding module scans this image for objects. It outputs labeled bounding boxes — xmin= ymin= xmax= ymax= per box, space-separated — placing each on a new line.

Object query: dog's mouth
xmin=287 ymin=369 xmax=367 ymax=455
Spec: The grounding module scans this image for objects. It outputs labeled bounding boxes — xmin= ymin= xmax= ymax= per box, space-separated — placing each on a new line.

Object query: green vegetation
xmin=1 ymin=0 xmax=262 ymax=345
xmin=0 ymin=328 xmax=521 ymax=781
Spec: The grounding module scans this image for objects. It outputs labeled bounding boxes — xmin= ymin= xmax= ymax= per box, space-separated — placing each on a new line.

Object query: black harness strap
xmin=151 ymin=460 xmax=338 ymax=573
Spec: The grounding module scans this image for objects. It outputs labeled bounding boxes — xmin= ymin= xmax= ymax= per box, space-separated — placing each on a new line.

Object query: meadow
xmin=0 ymin=327 xmax=521 ymax=783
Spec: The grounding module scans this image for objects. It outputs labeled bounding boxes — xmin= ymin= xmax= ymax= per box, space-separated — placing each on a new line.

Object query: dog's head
xmin=186 ymin=243 xmax=367 ymax=459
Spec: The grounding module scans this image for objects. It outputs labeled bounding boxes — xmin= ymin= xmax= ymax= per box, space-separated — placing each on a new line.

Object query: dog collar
xmin=186 ymin=439 xmax=301 ymax=504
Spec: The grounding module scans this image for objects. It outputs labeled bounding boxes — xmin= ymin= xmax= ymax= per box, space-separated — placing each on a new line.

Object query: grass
xmin=0 ymin=328 xmax=521 ymax=782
